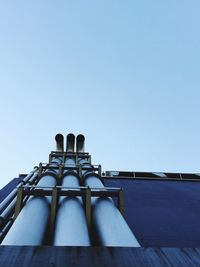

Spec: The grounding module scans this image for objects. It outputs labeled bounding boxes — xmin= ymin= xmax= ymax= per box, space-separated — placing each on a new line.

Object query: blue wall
xmin=104 ymin=178 xmax=200 ymax=247
xmin=2 ymin=176 xmax=200 ymax=247
xmin=0 ymin=176 xmax=24 ymax=203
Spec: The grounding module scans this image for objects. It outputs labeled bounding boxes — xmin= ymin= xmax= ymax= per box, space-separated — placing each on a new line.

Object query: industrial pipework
xmin=77 ymin=136 xmax=140 ymax=247
xmin=53 ymin=134 xmax=91 ymax=246
xmin=0 ymin=133 xmax=140 ymax=247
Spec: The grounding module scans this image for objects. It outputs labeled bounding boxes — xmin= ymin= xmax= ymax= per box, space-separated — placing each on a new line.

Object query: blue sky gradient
xmin=0 ymin=1 xmax=200 ymax=188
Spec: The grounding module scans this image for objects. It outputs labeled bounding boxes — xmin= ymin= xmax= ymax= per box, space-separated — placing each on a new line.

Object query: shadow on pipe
xmin=66 ymin=133 xmax=75 ymax=152
xmin=55 ymin=134 xmax=64 ymax=152
xmin=53 ymin=172 xmax=91 ymax=246
xmin=84 ymin=174 xmax=140 ymax=247
xmin=76 ymin=134 xmax=85 ymax=153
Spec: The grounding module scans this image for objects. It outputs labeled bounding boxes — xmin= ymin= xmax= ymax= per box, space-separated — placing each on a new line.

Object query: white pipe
xmin=55 ymin=134 xmax=64 ymax=152
xmin=76 ymin=134 xmax=85 ymax=153
xmin=66 ymin=133 xmax=75 ymax=152
xmin=0 ymin=167 xmax=38 ymax=214
xmin=83 ymin=174 xmax=140 ymax=247
xmin=77 ymin=136 xmax=140 ymax=247
xmin=64 ymin=158 xmax=76 ymax=168
xmin=53 ymin=157 xmax=91 ymax=246
xmin=1 ymin=160 xmax=59 ymax=245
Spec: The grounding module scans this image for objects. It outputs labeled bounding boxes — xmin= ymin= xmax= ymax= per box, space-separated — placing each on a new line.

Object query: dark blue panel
xmin=0 ymin=176 xmax=24 ymax=203
xmin=104 ymin=179 xmax=200 ymax=247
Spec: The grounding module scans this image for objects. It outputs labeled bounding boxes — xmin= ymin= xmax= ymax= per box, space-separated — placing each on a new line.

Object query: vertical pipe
xmin=55 ymin=134 xmax=64 ymax=152
xmin=66 ymin=133 xmax=75 ymax=152
xmin=1 ymin=159 xmax=61 ymax=245
xmin=76 ymin=134 xmax=85 ymax=153
xmin=0 ymin=167 xmax=38 ymax=215
xmin=84 ymin=174 xmax=140 ymax=247
xmin=1 ymin=132 xmax=140 ymax=247
xmin=79 ymin=158 xmax=140 ymax=247
xmin=53 ymin=156 xmax=91 ymax=246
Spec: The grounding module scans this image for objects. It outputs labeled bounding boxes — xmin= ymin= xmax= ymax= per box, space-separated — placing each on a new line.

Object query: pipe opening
xmin=66 ymin=133 xmax=75 ymax=152
xmin=55 ymin=134 xmax=64 ymax=152
xmin=76 ymin=134 xmax=85 ymax=153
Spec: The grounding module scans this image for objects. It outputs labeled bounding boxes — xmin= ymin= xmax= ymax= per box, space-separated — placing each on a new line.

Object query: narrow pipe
xmin=0 ymin=198 xmax=16 ymax=229
xmin=27 ymin=171 xmax=39 ymax=185
xmin=0 ymin=219 xmax=13 ymax=243
xmin=53 ymin=157 xmax=91 ymax=246
xmin=22 ymin=167 xmax=38 ymax=183
xmin=0 ymin=195 xmax=29 ymax=230
xmin=0 ymin=198 xmax=16 ymax=224
xmin=66 ymin=133 xmax=75 ymax=152
xmin=76 ymin=134 xmax=85 ymax=153
xmin=1 ymin=159 xmax=59 ymax=245
xmin=0 ymin=167 xmax=38 ymax=215
xmin=55 ymin=134 xmax=64 ymax=152
xmin=0 ymin=189 xmax=18 ymax=215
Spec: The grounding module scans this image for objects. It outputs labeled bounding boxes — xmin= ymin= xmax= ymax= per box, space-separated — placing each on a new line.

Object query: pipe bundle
xmin=0 ymin=133 xmax=140 ymax=247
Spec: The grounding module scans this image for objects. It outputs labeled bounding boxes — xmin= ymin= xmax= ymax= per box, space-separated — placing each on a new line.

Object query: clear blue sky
xmin=0 ymin=1 xmax=200 ymax=188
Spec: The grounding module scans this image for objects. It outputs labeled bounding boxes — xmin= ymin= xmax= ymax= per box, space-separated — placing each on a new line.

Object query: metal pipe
xmin=53 ymin=157 xmax=91 ymax=246
xmin=0 ymin=219 xmax=13 ymax=243
xmin=46 ymin=157 xmax=62 ymax=177
xmin=76 ymin=134 xmax=85 ymax=153
xmin=0 ymin=198 xmax=16 ymax=229
xmin=27 ymin=171 xmax=39 ymax=185
xmin=1 ymin=160 xmax=59 ymax=245
xmin=84 ymin=174 xmax=140 ymax=247
xmin=0 ymin=194 xmax=29 ymax=230
xmin=22 ymin=167 xmax=38 ymax=183
xmin=64 ymin=157 xmax=76 ymax=168
xmin=1 ymin=133 xmax=140 ymax=247
xmin=0 ymin=198 xmax=16 ymax=225
xmin=0 ymin=167 xmax=38 ymax=214
xmin=78 ymin=158 xmax=140 ymax=247
xmin=66 ymin=133 xmax=75 ymax=152
xmin=78 ymin=156 xmax=140 ymax=247
xmin=55 ymin=134 xmax=64 ymax=152
xmin=78 ymin=158 xmax=93 ymax=176
xmin=50 ymin=157 xmax=62 ymax=166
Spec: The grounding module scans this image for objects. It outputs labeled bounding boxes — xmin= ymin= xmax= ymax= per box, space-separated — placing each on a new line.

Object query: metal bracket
xmin=98 ymin=165 xmax=102 ymax=176
xmin=12 ymin=184 xmax=125 ymax=244
xmin=58 ymin=165 xmax=63 ymax=180
xmin=62 ymin=154 xmax=65 ymax=164
xmin=88 ymin=155 xmax=92 ymax=164
xmin=78 ymin=165 xmax=83 ymax=184
xmin=38 ymin=163 xmax=43 ymax=178
xmin=118 ymin=189 xmax=125 ymax=215
xmin=84 ymin=187 xmax=91 ymax=229
xmin=14 ymin=187 xmax=24 ymax=219
xmin=49 ymin=187 xmax=58 ymax=238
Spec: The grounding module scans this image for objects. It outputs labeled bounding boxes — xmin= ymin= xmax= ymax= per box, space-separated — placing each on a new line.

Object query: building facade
xmin=0 ymin=133 xmax=200 ymax=266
